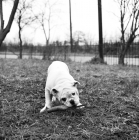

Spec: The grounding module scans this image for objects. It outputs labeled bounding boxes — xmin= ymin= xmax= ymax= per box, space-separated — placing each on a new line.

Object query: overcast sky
xmin=3 ymin=0 xmax=120 ymax=45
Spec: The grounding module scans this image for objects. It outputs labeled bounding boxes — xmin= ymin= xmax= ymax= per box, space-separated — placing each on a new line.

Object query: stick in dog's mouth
xmin=47 ymin=104 xmax=85 ymax=113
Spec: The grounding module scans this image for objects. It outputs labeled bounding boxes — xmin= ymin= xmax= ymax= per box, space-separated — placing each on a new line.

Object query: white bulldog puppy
xmin=40 ymin=61 xmax=82 ymax=113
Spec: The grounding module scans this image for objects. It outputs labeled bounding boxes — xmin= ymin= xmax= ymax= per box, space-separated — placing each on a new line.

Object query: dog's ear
xmin=73 ymin=81 xmax=80 ymax=87
xmin=51 ymin=88 xmax=58 ymax=95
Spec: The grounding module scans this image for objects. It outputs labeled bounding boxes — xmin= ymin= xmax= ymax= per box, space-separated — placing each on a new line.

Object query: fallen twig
xmin=47 ymin=104 xmax=85 ymax=113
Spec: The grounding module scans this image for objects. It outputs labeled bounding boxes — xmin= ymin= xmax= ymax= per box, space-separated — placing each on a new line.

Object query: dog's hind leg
xmin=40 ymin=88 xmax=52 ymax=113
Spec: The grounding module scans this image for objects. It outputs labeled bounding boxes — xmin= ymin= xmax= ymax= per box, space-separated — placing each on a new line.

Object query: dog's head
xmin=51 ymin=81 xmax=81 ymax=107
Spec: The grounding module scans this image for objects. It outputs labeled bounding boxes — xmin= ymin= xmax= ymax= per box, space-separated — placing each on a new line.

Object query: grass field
xmin=1 ymin=59 xmax=139 ymax=140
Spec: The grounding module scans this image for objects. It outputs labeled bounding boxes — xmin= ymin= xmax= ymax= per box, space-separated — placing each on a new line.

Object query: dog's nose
xmin=70 ymin=100 xmax=75 ymax=105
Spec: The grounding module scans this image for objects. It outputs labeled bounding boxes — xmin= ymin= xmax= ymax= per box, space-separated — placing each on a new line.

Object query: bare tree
xmin=15 ymin=0 xmax=36 ymax=59
xmin=35 ymin=0 xmax=60 ymax=60
xmin=0 ymin=0 xmax=19 ymax=47
xmin=116 ymin=0 xmax=139 ymax=65
xmin=73 ymin=31 xmax=86 ymax=46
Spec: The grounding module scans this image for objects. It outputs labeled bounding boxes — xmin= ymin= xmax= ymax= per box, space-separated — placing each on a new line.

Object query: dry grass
xmin=1 ymin=59 xmax=139 ymax=140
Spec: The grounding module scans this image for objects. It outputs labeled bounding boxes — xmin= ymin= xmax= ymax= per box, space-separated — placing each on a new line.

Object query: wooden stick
xmin=47 ymin=104 xmax=85 ymax=113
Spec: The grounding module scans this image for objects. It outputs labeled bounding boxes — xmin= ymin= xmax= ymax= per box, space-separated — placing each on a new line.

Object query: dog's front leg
xmin=40 ymin=88 xmax=52 ymax=113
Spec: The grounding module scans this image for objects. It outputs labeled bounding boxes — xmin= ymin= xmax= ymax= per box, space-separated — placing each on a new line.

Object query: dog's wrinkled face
xmin=60 ymin=87 xmax=80 ymax=107
xmin=51 ymin=87 xmax=80 ymax=107
xmin=51 ymin=81 xmax=81 ymax=107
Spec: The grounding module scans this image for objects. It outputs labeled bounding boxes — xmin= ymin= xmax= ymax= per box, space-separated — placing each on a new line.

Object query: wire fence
xmin=0 ymin=43 xmax=139 ymax=66
xmin=104 ymin=43 xmax=139 ymax=66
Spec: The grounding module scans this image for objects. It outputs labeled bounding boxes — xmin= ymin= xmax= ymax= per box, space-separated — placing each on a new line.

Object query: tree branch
xmin=5 ymin=0 xmax=19 ymax=33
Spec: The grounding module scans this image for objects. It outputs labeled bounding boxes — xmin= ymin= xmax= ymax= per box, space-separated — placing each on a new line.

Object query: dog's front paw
xmin=40 ymin=107 xmax=46 ymax=113
xmin=40 ymin=105 xmax=52 ymax=113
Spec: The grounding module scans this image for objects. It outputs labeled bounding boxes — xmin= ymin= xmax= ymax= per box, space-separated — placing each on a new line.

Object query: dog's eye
xmin=72 ymin=93 xmax=75 ymax=96
xmin=61 ymin=98 xmax=66 ymax=102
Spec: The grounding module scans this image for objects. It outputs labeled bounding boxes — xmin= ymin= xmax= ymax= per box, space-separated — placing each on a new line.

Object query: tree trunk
xmin=118 ymin=42 xmax=126 ymax=65
xmin=18 ymin=15 xmax=22 ymax=59
xmin=118 ymin=35 xmax=134 ymax=65
xmin=42 ymin=40 xmax=49 ymax=60
xmin=42 ymin=47 xmax=46 ymax=60
xmin=118 ymin=50 xmax=125 ymax=65
xmin=19 ymin=30 xmax=22 ymax=59
xmin=0 ymin=0 xmax=19 ymax=47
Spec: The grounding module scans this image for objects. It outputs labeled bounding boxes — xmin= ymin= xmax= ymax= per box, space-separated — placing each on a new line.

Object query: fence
xmin=0 ymin=42 xmax=139 ymax=66
xmin=104 ymin=43 xmax=139 ymax=66
xmin=0 ymin=43 xmax=98 ymax=63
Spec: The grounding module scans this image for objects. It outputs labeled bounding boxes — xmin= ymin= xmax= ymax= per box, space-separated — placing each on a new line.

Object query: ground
xmin=1 ymin=59 xmax=139 ymax=140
